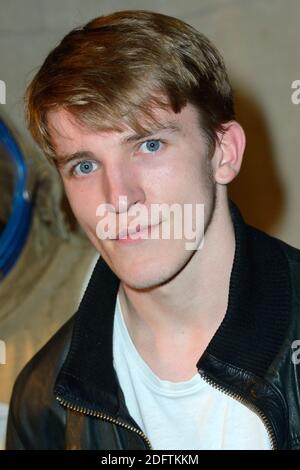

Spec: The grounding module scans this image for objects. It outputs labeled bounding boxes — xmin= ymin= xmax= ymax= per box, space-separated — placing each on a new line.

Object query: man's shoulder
xmin=247 ymin=222 xmax=300 ymax=265
xmin=246 ymin=223 xmax=300 ymax=305
xmin=6 ymin=313 xmax=76 ymax=449
xmin=275 ymin=235 xmax=300 ymax=266
xmin=13 ymin=312 xmax=75 ymax=394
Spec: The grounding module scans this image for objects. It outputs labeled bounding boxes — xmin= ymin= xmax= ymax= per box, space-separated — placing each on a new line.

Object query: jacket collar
xmin=54 ymin=200 xmax=291 ymax=421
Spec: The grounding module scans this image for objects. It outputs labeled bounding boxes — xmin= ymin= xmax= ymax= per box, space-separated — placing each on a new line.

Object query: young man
xmin=5 ymin=10 xmax=300 ymax=450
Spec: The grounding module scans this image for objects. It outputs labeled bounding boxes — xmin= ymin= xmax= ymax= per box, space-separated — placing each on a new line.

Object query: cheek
xmin=71 ymin=200 xmax=91 ymax=224
xmin=64 ymin=184 xmax=98 ymax=225
xmin=141 ymin=159 xmax=187 ymax=197
xmin=157 ymin=159 xmax=208 ymax=198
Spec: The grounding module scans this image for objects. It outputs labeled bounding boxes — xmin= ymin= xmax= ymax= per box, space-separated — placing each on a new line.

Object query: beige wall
xmin=1 ymin=0 xmax=300 ymax=246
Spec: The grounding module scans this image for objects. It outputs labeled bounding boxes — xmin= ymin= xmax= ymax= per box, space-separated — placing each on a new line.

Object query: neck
xmin=118 ymin=192 xmax=235 ymax=356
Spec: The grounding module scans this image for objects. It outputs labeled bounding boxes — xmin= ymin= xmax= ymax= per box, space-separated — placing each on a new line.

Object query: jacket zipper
xmin=56 ymin=396 xmax=153 ymax=450
xmin=198 ymin=368 xmax=278 ymax=450
xmin=56 ymin=372 xmax=277 ymax=451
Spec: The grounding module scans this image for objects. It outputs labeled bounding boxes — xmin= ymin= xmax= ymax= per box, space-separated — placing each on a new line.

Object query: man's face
xmin=47 ymin=102 xmax=217 ymax=289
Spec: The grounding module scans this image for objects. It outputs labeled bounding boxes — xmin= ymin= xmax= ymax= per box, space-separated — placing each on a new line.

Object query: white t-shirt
xmin=113 ymin=293 xmax=272 ymax=450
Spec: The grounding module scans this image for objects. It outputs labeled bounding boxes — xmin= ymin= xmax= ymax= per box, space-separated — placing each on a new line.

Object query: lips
xmin=116 ymin=220 xmax=162 ymax=240
xmin=117 ymin=224 xmax=151 ymax=239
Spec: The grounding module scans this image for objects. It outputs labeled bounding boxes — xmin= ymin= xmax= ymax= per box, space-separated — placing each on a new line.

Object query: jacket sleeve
xmin=5 ymin=346 xmax=67 ymax=450
xmin=5 ymin=317 xmax=74 ymax=449
xmin=5 ymin=362 xmax=33 ymax=450
xmin=5 ymin=403 xmax=27 ymax=449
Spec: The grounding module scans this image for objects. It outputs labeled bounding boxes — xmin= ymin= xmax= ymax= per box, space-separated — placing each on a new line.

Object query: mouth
xmin=117 ymin=224 xmax=154 ymax=240
xmin=115 ymin=222 xmax=162 ymax=243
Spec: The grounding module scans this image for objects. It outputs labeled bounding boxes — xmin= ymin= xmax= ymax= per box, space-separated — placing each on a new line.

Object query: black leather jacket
xmin=5 ymin=201 xmax=300 ymax=450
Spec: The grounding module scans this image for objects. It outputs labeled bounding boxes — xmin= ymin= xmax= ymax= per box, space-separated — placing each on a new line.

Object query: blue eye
xmin=140 ymin=139 xmax=161 ymax=153
xmin=72 ymin=160 xmax=98 ymax=176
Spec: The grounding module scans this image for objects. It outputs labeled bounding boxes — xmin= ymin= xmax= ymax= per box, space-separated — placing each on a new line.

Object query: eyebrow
xmin=54 ymin=122 xmax=181 ymax=167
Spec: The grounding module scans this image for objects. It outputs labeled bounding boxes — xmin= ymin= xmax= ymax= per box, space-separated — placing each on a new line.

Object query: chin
xmin=120 ymin=272 xmax=173 ymax=291
xmin=116 ymin=248 xmax=195 ymax=291
xmin=114 ymin=260 xmax=168 ymax=290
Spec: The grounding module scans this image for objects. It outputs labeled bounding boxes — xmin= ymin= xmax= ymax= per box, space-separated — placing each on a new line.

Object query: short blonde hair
xmin=25 ymin=9 xmax=235 ymax=162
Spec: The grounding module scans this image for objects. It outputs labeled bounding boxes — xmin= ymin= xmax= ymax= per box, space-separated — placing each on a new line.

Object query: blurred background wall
xmin=0 ymin=0 xmax=300 ymax=245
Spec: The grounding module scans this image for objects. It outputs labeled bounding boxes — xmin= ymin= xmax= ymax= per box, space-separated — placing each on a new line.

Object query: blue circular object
xmin=0 ymin=120 xmax=33 ymax=279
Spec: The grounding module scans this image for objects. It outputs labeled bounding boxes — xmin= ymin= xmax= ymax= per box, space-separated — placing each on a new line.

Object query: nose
xmin=102 ymin=161 xmax=145 ymax=214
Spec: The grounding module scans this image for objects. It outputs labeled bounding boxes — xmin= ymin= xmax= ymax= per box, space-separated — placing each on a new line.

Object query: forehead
xmin=47 ymin=102 xmax=200 ymax=153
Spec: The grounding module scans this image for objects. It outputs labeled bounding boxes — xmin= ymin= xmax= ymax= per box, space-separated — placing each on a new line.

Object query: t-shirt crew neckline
xmin=115 ymin=293 xmax=209 ymax=397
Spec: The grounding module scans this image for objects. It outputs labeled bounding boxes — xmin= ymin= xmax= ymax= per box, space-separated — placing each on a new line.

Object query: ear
xmin=212 ymin=121 xmax=246 ymax=185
